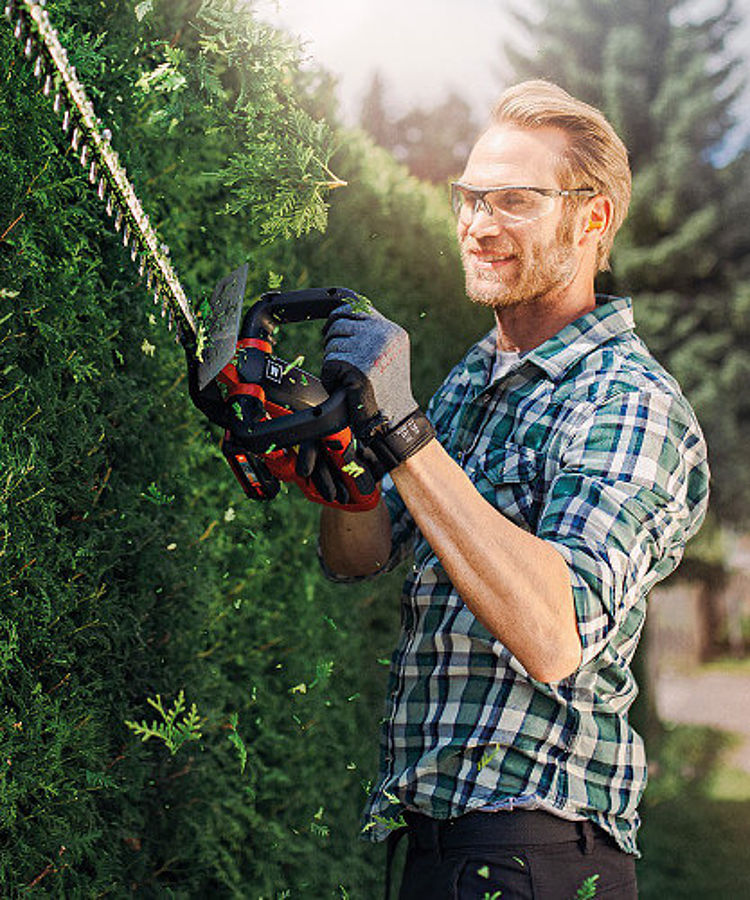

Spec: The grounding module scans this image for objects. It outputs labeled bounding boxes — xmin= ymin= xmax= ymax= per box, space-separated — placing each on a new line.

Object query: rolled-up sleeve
xmin=537 ymin=388 xmax=710 ymax=665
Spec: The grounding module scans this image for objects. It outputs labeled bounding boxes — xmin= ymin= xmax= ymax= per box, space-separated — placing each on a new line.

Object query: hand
xmin=321 ymin=302 xmax=435 ymax=471
xmin=294 ymin=430 xmax=381 ymax=507
xmin=263 ymin=430 xmax=380 ymax=510
xmin=221 ymin=428 xmax=380 ymax=511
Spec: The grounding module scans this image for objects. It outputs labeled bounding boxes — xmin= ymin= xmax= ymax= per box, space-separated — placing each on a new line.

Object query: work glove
xmin=181 ymin=320 xmax=380 ymax=510
xmin=292 ymin=430 xmax=380 ymax=507
xmin=321 ymin=302 xmax=435 ymax=472
xmin=222 ymin=410 xmax=381 ymax=510
xmin=222 ymin=421 xmax=381 ymax=510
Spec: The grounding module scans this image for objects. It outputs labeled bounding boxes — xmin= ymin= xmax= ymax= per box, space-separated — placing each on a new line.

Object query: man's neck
xmin=494 ymin=282 xmax=597 ymax=353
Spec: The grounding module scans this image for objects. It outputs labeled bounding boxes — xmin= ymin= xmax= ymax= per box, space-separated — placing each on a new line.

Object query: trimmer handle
xmin=227 ymin=287 xmax=359 ymax=453
xmin=243 ymin=286 xmax=359 ymax=342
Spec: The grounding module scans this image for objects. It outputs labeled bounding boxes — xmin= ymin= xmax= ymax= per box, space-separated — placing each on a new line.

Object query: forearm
xmin=391 ymin=440 xmax=581 ymax=682
xmin=319 ymin=498 xmax=393 ymax=577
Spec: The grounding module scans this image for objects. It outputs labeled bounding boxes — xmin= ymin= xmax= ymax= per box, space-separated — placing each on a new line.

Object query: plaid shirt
xmin=352 ymin=296 xmax=709 ymax=854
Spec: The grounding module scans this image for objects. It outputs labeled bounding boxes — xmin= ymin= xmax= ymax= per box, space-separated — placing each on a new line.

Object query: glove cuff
xmin=365 ymin=409 xmax=435 ymax=471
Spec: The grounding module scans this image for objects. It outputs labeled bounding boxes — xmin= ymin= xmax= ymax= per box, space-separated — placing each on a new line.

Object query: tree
xmin=359 ymin=70 xmax=395 ymax=148
xmin=505 ymin=0 xmax=750 ymax=526
xmin=359 ymin=72 xmax=480 ymax=182
xmin=391 ymin=92 xmax=479 ymax=182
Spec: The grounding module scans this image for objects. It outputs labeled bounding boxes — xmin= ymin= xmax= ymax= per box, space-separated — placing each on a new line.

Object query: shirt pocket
xmin=472 ymin=443 xmax=546 ymax=532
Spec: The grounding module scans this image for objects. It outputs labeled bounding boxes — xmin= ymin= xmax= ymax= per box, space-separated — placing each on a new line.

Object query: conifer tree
xmin=359 ymin=71 xmax=396 ymax=148
xmin=505 ymin=0 xmax=750 ymax=524
xmin=359 ymin=73 xmax=480 ymax=183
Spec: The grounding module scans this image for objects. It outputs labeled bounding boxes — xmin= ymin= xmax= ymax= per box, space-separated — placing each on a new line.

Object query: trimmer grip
xmin=243 ymin=286 xmax=359 ymax=342
xmin=237 ymin=388 xmax=350 ymax=454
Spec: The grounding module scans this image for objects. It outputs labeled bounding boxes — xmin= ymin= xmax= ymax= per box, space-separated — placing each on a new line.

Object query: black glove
xmin=294 ymin=432 xmax=380 ymax=505
xmin=321 ymin=302 xmax=435 ymax=472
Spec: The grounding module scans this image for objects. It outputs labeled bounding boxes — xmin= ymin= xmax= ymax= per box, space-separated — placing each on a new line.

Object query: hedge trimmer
xmin=4 ymin=0 xmax=379 ymax=510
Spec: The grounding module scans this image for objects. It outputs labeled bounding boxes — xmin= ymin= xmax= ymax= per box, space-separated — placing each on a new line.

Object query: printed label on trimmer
xmin=265 ymin=358 xmax=284 ymax=383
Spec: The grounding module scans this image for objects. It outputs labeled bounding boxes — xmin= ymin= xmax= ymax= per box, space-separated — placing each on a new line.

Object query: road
xmin=656 ymin=669 xmax=750 ymax=773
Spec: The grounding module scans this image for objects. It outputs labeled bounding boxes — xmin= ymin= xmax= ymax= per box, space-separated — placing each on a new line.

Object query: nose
xmin=461 ymin=204 xmax=502 ymax=240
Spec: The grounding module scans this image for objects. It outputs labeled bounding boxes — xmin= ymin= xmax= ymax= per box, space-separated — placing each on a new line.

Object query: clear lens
xmin=488 ymin=188 xmax=555 ymax=222
xmin=451 ymin=183 xmax=472 ymax=217
xmin=451 ymin=184 xmax=558 ymax=225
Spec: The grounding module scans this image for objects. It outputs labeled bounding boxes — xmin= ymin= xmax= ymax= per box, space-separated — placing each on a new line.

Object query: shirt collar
xmin=525 ymin=295 xmax=634 ymax=382
xmin=464 ymin=295 xmax=635 ymax=392
xmin=463 ymin=328 xmax=497 ymax=393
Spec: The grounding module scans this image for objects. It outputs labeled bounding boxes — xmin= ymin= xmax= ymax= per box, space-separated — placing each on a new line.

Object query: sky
xmin=256 ymin=0 xmax=521 ymax=123
xmin=256 ymin=0 xmax=750 ymax=156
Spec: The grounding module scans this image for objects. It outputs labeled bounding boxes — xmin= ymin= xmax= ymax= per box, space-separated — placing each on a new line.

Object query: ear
xmin=580 ymin=194 xmax=613 ymax=244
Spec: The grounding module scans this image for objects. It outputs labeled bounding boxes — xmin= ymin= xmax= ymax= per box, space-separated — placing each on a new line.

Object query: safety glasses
xmin=451 ymin=182 xmax=597 ymax=226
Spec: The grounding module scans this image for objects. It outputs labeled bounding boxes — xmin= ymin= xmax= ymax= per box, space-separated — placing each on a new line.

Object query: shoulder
xmin=549 ymin=332 xmax=709 ymax=513
xmin=555 ymin=330 xmax=701 ymax=436
xmin=561 ymin=329 xmax=679 ymax=399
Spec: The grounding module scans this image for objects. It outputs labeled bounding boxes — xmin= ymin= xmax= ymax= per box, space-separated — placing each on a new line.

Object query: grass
xmin=699 ymin=654 xmax=750 ymax=676
xmin=637 ymin=723 xmax=750 ymax=898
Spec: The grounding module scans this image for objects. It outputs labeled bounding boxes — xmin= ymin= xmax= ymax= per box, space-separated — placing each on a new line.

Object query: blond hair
xmin=490 ymin=80 xmax=631 ymax=271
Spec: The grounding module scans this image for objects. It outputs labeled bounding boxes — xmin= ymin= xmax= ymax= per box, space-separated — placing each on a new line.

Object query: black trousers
xmin=386 ymin=809 xmax=638 ymax=900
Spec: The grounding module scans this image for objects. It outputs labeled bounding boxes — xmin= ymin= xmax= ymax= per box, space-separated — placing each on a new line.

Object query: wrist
xmin=364 ymin=408 xmax=435 ymax=472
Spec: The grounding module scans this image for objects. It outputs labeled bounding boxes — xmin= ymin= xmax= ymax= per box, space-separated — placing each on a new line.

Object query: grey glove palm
xmin=321 ymin=302 xmax=435 ymax=471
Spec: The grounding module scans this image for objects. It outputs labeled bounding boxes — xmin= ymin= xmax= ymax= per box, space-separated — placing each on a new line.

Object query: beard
xmin=461 ymin=215 xmax=579 ymax=309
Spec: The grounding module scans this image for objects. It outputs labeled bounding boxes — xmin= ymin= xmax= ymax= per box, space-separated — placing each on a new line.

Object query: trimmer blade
xmin=5 ymin=0 xmax=197 ymax=337
xmin=196 ymin=263 xmax=249 ymax=390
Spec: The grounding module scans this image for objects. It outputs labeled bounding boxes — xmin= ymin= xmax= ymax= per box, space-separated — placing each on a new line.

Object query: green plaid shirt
xmin=358 ymin=296 xmax=709 ymax=854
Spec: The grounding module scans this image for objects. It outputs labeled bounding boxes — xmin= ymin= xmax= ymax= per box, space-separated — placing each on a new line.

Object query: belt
xmin=384 ymin=809 xmax=601 ymax=900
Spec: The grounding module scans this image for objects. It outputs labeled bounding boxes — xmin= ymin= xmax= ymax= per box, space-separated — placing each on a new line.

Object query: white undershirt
xmin=490 ymin=349 xmax=523 ymax=384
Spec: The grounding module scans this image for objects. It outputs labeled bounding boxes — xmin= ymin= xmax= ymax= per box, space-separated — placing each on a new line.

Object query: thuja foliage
xmin=1 ymin=0 xmax=480 ymax=896
xmin=2 ymin=0 xmax=359 ymax=894
xmin=125 ymin=690 xmax=206 ymax=755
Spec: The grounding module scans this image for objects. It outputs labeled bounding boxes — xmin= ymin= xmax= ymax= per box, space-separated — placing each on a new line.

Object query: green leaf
xmin=574 ymin=874 xmax=600 ymax=899
xmin=124 ymin=691 xmax=205 ymax=755
xmin=226 ymin=713 xmax=248 ymax=774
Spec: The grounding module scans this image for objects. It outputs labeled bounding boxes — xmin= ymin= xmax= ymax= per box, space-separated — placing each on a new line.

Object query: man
xmin=318 ymin=81 xmax=709 ymax=899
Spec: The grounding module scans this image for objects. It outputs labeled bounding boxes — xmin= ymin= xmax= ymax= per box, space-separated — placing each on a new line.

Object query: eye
xmin=491 ymin=189 xmax=537 ymax=216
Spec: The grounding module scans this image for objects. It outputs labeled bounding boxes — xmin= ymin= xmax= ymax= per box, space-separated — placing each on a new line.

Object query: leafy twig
xmin=574 ymin=874 xmax=599 ymax=899
xmin=125 ymin=690 xmax=205 ymax=755
xmin=226 ymin=712 xmax=248 ymax=773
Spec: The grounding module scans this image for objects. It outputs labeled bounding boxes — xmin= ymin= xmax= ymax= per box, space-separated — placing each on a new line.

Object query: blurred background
xmin=2 ymin=0 xmax=750 ymax=895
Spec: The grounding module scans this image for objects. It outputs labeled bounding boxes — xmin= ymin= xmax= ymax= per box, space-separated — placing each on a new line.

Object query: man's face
xmin=457 ymin=125 xmax=583 ymax=309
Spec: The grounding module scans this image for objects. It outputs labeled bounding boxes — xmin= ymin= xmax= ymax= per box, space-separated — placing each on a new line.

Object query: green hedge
xmin=1 ymin=2 xmax=484 ymax=895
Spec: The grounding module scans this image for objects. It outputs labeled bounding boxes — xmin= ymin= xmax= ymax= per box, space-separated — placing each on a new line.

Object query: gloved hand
xmin=222 ymin=419 xmax=381 ymax=510
xmin=181 ymin=319 xmax=381 ymax=510
xmin=222 ymin=416 xmax=381 ymax=509
xmin=293 ymin=429 xmax=380 ymax=508
xmin=321 ymin=302 xmax=435 ymax=471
